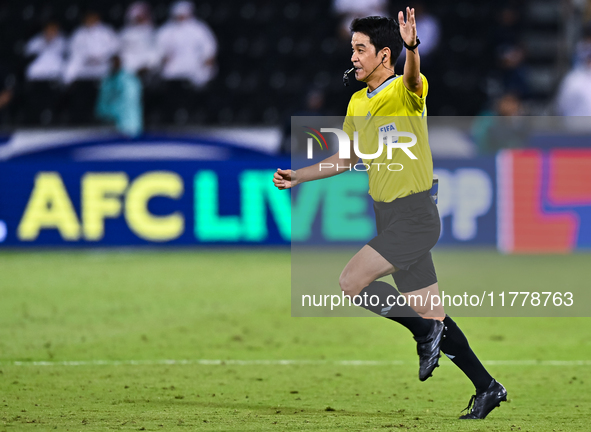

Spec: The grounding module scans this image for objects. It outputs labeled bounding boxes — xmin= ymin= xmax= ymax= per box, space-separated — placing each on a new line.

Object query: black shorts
xmin=367 ymin=191 xmax=441 ymax=293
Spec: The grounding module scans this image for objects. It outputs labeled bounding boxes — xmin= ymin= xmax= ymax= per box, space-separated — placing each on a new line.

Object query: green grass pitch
xmin=1 ymin=249 xmax=590 ymax=431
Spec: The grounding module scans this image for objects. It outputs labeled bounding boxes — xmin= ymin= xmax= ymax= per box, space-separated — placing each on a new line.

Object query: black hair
xmin=350 ymin=16 xmax=403 ymax=65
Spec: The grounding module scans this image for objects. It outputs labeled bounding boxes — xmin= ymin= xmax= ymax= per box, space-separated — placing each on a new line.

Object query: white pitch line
xmin=1 ymin=359 xmax=591 ymax=367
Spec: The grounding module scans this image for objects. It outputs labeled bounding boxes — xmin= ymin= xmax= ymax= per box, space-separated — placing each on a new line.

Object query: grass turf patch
xmin=1 ymin=249 xmax=590 ymax=430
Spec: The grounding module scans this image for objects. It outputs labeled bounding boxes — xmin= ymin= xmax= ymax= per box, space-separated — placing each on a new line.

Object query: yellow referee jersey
xmin=342 ymin=74 xmax=432 ymax=202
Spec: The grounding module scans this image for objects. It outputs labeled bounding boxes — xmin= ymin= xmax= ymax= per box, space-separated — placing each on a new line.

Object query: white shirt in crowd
xmin=120 ymin=23 xmax=158 ymax=73
xmin=333 ymin=0 xmax=388 ymax=39
xmin=333 ymin=0 xmax=387 ymax=17
xmin=156 ymin=17 xmax=217 ymax=87
xmin=25 ymin=33 xmax=67 ymax=81
xmin=63 ymin=23 xmax=120 ymax=84
xmin=556 ymin=65 xmax=591 ymax=116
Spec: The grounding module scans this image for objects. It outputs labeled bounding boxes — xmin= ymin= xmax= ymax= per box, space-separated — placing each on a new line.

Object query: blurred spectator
xmin=556 ymin=44 xmax=591 ymax=116
xmin=573 ymin=23 xmax=591 ymax=68
xmin=22 ymin=22 xmax=66 ymax=124
xmin=150 ymin=1 xmax=217 ymax=124
xmin=0 ymin=66 xmax=14 ymax=124
xmin=63 ymin=11 xmax=120 ymax=84
xmin=0 ymin=88 xmax=12 ymax=111
xmin=396 ymin=2 xmax=440 ymax=67
xmin=156 ymin=1 xmax=217 ymax=88
xmin=95 ymin=55 xmax=143 ymax=137
xmin=582 ymin=0 xmax=591 ymax=25
xmin=63 ymin=11 xmax=120 ymax=124
xmin=333 ymin=0 xmax=388 ymax=40
xmin=492 ymin=45 xmax=530 ymax=99
xmin=301 ymin=89 xmax=326 ymax=116
xmin=24 ymin=22 xmax=66 ymax=81
xmin=472 ymin=93 xmax=527 ymax=155
xmin=120 ymin=2 xmax=157 ymax=77
xmin=495 ymin=92 xmax=523 ymax=117
xmin=492 ymin=5 xmax=523 ymax=48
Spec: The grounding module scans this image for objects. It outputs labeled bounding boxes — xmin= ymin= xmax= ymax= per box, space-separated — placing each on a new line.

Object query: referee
xmin=274 ymin=10 xmax=507 ymax=419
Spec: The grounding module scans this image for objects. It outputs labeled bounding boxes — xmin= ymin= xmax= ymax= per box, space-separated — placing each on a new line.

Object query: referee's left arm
xmin=272 ymin=139 xmax=357 ymax=190
xmin=399 ymin=7 xmax=423 ymax=97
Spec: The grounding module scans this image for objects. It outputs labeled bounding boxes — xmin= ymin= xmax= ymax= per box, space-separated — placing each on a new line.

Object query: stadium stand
xmin=0 ymin=0 xmax=571 ymax=127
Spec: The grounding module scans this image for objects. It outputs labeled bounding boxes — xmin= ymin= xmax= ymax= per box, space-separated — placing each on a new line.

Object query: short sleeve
xmin=342 ymin=99 xmax=355 ymax=141
xmin=397 ymin=73 xmax=428 ymax=114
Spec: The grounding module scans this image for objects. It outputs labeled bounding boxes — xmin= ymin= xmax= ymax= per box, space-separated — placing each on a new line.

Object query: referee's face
xmin=351 ymin=32 xmax=381 ymax=82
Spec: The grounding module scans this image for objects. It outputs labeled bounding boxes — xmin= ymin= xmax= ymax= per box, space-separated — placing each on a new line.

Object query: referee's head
xmin=350 ymin=16 xmax=403 ymax=83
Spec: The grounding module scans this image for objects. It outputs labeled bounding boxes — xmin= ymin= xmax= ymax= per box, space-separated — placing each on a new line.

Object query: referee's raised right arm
xmin=272 ymin=140 xmax=357 ymax=190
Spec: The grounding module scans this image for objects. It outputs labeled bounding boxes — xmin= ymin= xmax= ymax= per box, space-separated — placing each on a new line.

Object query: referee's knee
xmin=339 ymin=271 xmax=362 ymax=298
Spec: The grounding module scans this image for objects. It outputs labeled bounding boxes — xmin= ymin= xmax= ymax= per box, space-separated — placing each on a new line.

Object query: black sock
xmin=440 ymin=315 xmax=493 ymax=393
xmin=358 ymin=281 xmax=432 ymax=338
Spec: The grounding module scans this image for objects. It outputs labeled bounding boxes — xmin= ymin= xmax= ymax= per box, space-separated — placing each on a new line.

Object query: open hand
xmin=398 ymin=7 xmax=417 ymax=47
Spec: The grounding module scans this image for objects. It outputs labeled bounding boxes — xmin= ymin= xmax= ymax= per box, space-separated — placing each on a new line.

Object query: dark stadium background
xmin=0 ymin=0 xmax=571 ymax=127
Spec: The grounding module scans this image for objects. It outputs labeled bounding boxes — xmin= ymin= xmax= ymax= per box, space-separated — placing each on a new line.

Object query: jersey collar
xmin=367 ymin=75 xmax=398 ymax=99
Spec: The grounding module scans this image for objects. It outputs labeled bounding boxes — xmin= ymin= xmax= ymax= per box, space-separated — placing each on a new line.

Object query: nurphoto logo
xmin=304 ymin=123 xmax=418 ymax=172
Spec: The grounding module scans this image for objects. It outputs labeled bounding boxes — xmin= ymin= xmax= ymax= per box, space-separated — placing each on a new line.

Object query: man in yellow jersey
xmin=273 ymin=10 xmax=506 ymax=420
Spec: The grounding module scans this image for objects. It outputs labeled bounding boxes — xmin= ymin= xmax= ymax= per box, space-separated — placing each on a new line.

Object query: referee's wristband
xmin=404 ymin=37 xmax=420 ymax=53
